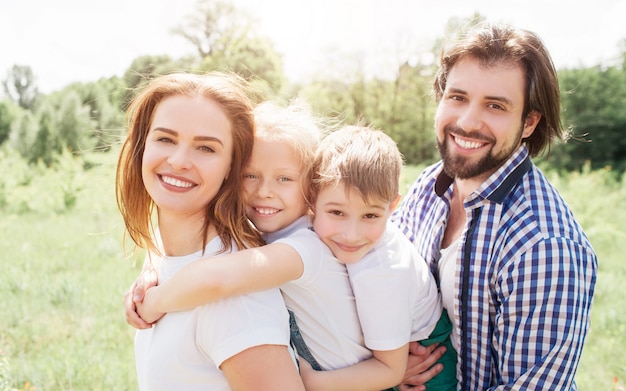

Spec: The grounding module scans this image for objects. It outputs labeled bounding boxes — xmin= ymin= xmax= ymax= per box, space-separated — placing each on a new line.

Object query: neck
xmin=157 ymin=212 xmax=216 ymax=256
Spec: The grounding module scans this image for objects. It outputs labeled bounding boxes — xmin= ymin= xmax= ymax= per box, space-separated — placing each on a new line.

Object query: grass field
xmin=0 ymin=151 xmax=624 ymax=390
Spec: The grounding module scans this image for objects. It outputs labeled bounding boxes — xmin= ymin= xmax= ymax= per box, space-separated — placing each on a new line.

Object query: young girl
xmin=116 ymin=72 xmax=304 ymax=390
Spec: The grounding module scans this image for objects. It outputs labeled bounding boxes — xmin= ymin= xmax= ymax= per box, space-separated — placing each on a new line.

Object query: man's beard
xmin=437 ymin=124 xmax=523 ymax=180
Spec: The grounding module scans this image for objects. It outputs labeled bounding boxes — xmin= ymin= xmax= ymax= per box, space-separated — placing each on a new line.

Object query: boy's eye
xmin=364 ymin=213 xmax=379 ymax=219
xmin=329 ymin=209 xmax=343 ymax=216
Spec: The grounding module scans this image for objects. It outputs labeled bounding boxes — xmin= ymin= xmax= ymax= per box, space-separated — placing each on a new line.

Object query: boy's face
xmin=242 ymin=138 xmax=309 ymax=233
xmin=313 ymin=182 xmax=399 ymax=264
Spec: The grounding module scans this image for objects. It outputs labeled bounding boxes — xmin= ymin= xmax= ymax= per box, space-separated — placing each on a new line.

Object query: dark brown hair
xmin=433 ymin=23 xmax=564 ymax=157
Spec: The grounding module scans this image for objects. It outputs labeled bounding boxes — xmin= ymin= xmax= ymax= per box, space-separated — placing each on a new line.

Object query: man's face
xmin=434 ymin=57 xmax=540 ymax=183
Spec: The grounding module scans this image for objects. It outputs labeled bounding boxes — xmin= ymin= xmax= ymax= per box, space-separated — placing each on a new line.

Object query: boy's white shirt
xmin=270 ymin=215 xmax=373 ymax=370
xmin=270 ymin=215 xmax=442 ymax=370
xmin=134 ymin=236 xmax=293 ymax=391
xmin=347 ymin=221 xmax=442 ymax=350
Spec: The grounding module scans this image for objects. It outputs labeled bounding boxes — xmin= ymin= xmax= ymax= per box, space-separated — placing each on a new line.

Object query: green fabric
xmin=419 ymin=309 xmax=457 ymax=391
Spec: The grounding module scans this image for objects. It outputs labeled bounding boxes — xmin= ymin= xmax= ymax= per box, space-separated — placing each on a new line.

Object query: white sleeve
xmin=195 ymin=288 xmax=291 ymax=368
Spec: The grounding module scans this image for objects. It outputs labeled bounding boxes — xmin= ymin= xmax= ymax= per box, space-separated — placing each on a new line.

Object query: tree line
xmin=1 ymin=0 xmax=625 ymax=174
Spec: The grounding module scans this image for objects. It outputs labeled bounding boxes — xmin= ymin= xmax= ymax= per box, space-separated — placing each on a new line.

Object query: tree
xmin=555 ymin=65 xmax=626 ymax=172
xmin=2 ymin=64 xmax=40 ymax=110
xmin=0 ymin=99 xmax=18 ymax=145
xmin=175 ymin=0 xmax=285 ymax=92
xmin=56 ymin=91 xmax=94 ymax=153
xmin=172 ymin=0 xmax=243 ymax=58
xmin=9 ymin=110 xmax=38 ymax=160
xmin=60 ymin=79 xmax=125 ymax=152
xmin=121 ymin=54 xmax=197 ymax=109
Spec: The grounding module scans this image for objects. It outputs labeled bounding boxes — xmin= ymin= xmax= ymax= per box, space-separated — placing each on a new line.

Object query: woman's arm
xmin=136 ymin=243 xmax=303 ymax=323
xmin=300 ymin=344 xmax=409 ymax=391
xmin=124 ymin=252 xmax=158 ymax=329
xmin=221 ymin=344 xmax=305 ymax=391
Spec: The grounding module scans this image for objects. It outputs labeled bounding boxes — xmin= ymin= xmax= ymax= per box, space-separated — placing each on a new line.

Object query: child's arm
xmin=299 ymin=344 xmax=409 ymax=391
xmin=136 ymin=243 xmax=303 ymax=323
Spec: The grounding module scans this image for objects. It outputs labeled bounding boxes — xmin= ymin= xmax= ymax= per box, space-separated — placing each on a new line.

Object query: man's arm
xmin=492 ymin=238 xmax=596 ymax=389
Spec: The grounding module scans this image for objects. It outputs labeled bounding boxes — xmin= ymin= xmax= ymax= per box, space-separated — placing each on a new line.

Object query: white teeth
xmin=161 ymin=175 xmax=194 ymax=188
xmin=255 ymin=207 xmax=279 ymax=215
xmin=454 ymin=136 xmax=483 ymax=149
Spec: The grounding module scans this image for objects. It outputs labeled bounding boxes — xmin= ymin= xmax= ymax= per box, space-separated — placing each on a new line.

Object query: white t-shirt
xmin=134 ymin=236 xmax=292 ymax=391
xmin=347 ymin=221 xmax=442 ymax=351
xmin=272 ymin=216 xmax=372 ymax=371
xmin=438 ymin=238 xmax=461 ymax=353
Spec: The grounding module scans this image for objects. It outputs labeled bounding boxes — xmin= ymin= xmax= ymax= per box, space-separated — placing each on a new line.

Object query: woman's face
xmin=141 ymin=94 xmax=233 ymax=220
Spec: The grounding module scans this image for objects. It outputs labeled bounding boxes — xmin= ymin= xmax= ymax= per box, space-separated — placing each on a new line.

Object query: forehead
xmin=447 ymin=57 xmax=527 ymax=104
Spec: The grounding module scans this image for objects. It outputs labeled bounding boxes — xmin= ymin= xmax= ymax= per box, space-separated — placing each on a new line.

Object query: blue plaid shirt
xmin=392 ymin=146 xmax=597 ymax=390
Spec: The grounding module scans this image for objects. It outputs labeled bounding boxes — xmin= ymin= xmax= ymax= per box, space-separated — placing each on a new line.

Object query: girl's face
xmin=142 ymin=95 xmax=233 ymax=220
xmin=242 ymin=138 xmax=309 ymax=233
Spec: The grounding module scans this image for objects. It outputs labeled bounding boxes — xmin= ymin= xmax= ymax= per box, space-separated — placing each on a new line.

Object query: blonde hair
xmin=312 ymin=125 xmax=403 ymax=204
xmin=253 ymin=100 xmax=323 ymax=205
xmin=116 ymin=72 xmax=263 ymax=255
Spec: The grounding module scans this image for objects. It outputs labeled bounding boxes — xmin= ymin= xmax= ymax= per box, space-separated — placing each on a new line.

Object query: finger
xmin=403 ymin=344 xmax=447 ymax=383
xmin=124 ymin=290 xmax=152 ymax=329
xmin=133 ymin=279 xmax=146 ymax=302
xmin=397 ymin=384 xmax=425 ymax=391
xmin=403 ymin=362 xmax=443 ymax=387
xmin=408 ymin=340 xmax=431 ymax=356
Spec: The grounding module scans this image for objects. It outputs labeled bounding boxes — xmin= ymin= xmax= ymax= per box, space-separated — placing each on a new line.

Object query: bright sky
xmin=2 ymin=0 xmax=625 ymax=94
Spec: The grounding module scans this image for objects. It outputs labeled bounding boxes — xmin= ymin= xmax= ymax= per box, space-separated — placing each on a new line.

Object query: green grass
xmin=0 ymin=153 xmax=623 ymax=390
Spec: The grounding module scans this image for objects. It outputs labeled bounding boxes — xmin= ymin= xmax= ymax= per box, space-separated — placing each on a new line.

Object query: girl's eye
xmin=243 ymin=174 xmax=258 ymax=179
xmin=364 ymin=213 xmax=379 ymax=219
xmin=156 ymin=137 xmax=174 ymax=143
xmin=329 ymin=209 xmax=343 ymax=216
xmin=278 ymin=176 xmax=292 ymax=182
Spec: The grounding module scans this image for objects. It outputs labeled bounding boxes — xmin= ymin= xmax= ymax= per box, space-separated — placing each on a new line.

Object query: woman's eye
xmin=198 ymin=145 xmax=215 ymax=153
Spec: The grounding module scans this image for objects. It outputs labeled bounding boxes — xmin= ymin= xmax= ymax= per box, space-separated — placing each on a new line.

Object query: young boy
xmin=278 ymin=126 xmax=457 ymax=391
